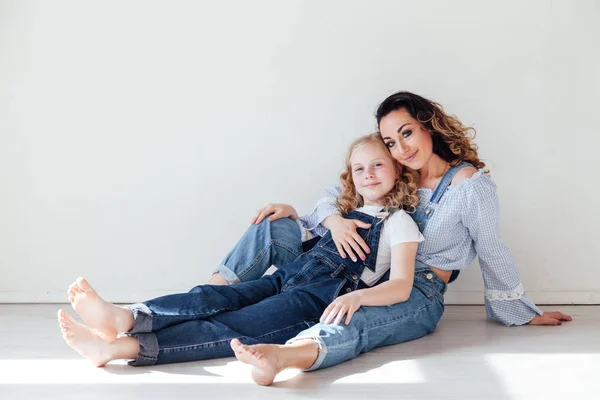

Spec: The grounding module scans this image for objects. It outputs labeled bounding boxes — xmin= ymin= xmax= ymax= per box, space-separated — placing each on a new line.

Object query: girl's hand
xmin=251 ymin=203 xmax=299 ymax=224
xmin=528 ymin=311 xmax=572 ymax=326
xmin=320 ymin=291 xmax=363 ymax=325
xmin=323 ymin=215 xmax=371 ymax=262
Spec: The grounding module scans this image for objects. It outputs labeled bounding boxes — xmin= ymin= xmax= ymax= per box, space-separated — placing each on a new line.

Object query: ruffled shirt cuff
xmin=485 ymin=288 xmax=543 ymax=326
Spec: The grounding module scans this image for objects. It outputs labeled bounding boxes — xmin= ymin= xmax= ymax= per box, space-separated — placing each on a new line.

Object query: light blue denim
xmin=214 ymin=218 xmax=303 ymax=284
xmin=290 ymin=261 xmax=445 ymax=370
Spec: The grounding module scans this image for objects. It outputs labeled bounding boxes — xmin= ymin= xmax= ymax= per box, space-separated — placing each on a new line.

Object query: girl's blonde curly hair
xmin=336 ymin=133 xmax=419 ymax=216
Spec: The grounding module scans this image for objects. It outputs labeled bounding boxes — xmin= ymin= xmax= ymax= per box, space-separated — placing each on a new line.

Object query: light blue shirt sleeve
xmin=461 ymin=175 xmax=543 ymax=326
xmin=297 ymin=184 xmax=342 ymax=237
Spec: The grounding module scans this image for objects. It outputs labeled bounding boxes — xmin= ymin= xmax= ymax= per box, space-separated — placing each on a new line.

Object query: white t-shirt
xmin=356 ymin=205 xmax=425 ymax=287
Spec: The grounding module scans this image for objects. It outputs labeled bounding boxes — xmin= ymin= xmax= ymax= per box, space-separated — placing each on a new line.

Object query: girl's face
xmin=350 ymin=142 xmax=398 ymax=206
xmin=379 ymin=108 xmax=434 ymax=170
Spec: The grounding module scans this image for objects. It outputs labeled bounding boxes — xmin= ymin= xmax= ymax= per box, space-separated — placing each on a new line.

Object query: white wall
xmin=1 ymin=0 xmax=599 ymax=304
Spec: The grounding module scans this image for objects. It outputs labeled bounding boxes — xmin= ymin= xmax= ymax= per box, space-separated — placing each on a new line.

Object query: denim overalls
xmin=411 ymin=161 xmax=474 ymax=283
xmin=289 ymin=162 xmax=473 ymax=370
xmin=127 ymin=209 xmax=390 ymax=366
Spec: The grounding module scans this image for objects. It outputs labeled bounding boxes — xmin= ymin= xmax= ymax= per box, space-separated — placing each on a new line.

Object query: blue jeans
xmin=288 ymin=267 xmax=445 ymax=370
xmin=128 ymin=268 xmax=323 ymax=366
xmin=213 ymin=217 xmax=446 ymax=371
xmin=214 ymin=218 xmax=303 ymax=284
xmin=127 ymin=217 xmax=374 ymax=366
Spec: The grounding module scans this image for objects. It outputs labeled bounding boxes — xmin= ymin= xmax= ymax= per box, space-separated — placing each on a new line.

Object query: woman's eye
xmin=354 ymin=168 xmax=363 ymax=172
xmin=402 ymin=130 xmax=412 ymax=138
xmin=374 ymin=163 xmax=382 ymax=167
xmin=386 ymin=141 xmax=395 ymax=148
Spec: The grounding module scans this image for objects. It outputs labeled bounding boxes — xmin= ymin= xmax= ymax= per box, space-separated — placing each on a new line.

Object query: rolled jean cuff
xmin=285 ymin=335 xmax=327 ymax=372
xmin=127 ymin=332 xmax=159 ymax=366
xmin=213 ymin=264 xmax=241 ymax=285
xmin=127 ymin=303 xmax=153 ymax=334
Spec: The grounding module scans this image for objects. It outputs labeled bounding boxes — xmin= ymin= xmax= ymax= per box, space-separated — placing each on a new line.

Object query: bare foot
xmin=207 ymin=273 xmax=230 ymax=286
xmin=58 ymin=309 xmax=112 ymax=367
xmin=68 ymin=277 xmax=132 ymax=342
xmin=231 ymin=338 xmax=284 ymax=386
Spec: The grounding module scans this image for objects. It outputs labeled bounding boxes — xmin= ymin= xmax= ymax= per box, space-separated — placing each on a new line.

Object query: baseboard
xmin=1 ymin=291 xmax=600 ymax=304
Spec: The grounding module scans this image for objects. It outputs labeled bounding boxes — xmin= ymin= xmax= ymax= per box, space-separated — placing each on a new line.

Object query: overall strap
xmin=341 ymin=209 xmax=388 ymax=273
xmin=428 ymin=161 xmax=473 ymax=285
xmin=430 ymin=161 xmax=473 ymax=204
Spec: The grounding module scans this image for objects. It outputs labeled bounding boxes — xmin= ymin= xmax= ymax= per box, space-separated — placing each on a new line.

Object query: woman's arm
xmin=310 ymin=185 xmax=373 ymax=260
xmin=251 ymin=185 xmax=341 ymax=233
xmin=321 ymin=215 xmax=373 ymax=262
xmin=461 ymin=174 xmax=571 ymax=326
xmin=253 ymin=184 xmax=373 ymax=259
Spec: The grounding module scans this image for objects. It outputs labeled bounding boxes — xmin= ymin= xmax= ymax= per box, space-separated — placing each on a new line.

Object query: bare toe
xmin=67 ymin=278 xmax=124 ymax=342
xmin=58 ymin=309 xmax=70 ymax=326
xmin=231 ymin=338 xmax=244 ymax=352
xmin=231 ymin=340 xmax=280 ymax=386
xmin=76 ymin=277 xmax=93 ymax=292
xmin=58 ymin=310 xmax=112 ymax=367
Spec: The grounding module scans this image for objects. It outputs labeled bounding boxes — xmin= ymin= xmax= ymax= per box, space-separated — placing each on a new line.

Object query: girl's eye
xmin=354 ymin=167 xmax=363 ymax=172
xmin=402 ymin=130 xmax=412 ymax=138
xmin=386 ymin=141 xmax=395 ymax=148
xmin=374 ymin=163 xmax=382 ymax=167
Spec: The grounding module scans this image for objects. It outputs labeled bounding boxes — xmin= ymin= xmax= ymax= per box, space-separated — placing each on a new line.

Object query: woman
xmin=208 ymin=91 xmax=571 ymax=385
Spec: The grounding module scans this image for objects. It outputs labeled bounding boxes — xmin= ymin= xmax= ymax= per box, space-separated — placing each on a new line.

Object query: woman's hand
xmin=323 ymin=215 xmax=371 ymax=261
xmin=528 ymin=311 xmax=572 ymax=326
xmin=321 ymin=291 xmax=363 ymax=325
xmin=251 ymin=203 xmax=299 ymax=224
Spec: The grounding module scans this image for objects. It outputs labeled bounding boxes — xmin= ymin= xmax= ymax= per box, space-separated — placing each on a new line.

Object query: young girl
xmin=58 ymin=133 xmax=429 ymax=368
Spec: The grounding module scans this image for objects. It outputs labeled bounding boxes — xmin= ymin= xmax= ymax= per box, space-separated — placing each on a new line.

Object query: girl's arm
xmin=251 ymin=203 xmax=299 ymax=225
xmin=354 ymin=241 xmax=418 ymax=305
xmin=320 ymin=241 xmax=418 ymax=326
xmin=321 ymin=211 xmax=423 ymax=325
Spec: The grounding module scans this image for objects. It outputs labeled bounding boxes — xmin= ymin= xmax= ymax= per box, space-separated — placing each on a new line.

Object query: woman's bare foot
xmin=68 ymin=277 xmax=133 ymax=342
xmin=58 ymin=309 xmax=113 ymax=367
xmin=231 ymin=339 xmax=284 ymax=386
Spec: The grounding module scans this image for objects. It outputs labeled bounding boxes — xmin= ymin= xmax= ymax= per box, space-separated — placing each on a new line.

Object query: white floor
xmin=0 ymin=305 xmax=598 ymax=400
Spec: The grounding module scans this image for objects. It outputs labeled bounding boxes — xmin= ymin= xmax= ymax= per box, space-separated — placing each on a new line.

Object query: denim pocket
xmin=282 ymin=258 xmax=327 ymax=291
xmin=315 ymin=234 xmax=341 ymax=257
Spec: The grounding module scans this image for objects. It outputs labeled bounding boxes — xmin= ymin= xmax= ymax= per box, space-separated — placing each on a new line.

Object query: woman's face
xmin=379 ymin=108 xmax=434 ymax=170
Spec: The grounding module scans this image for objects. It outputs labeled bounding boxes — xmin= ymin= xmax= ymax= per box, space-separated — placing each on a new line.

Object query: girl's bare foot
xmin=58 ymin=309 xmax=113 ymax=367
xmin=207 ymin=273 xmax=230 ymax=286
xmin=67 ymin=277 xmax=133 ymax=342
xmin=231 ymin=339 xmax=285 ymax=386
